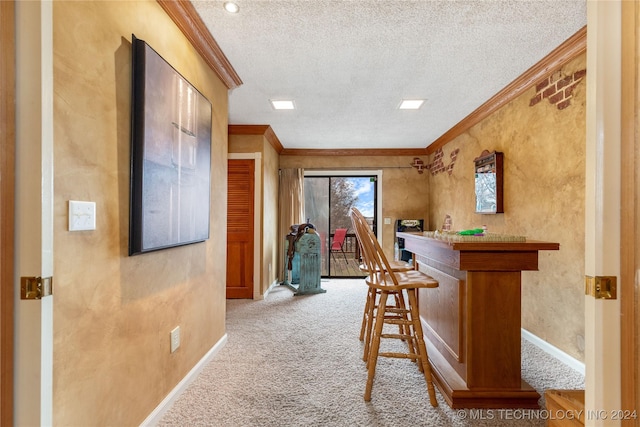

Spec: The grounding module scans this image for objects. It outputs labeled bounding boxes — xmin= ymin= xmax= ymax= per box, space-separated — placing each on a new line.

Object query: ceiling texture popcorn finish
xmin=192 ymin=0 xmax=587 ymax=151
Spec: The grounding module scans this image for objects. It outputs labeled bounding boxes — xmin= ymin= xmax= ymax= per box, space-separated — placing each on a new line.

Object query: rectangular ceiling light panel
xmin=399 ymin=99 xmax=425 ymax=110
xmin=270 ymin=100 xmax=296 ymax=110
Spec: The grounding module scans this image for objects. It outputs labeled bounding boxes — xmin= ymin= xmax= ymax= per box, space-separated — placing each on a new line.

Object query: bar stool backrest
xmin=350 ymin=207 xmax=399 ymax=289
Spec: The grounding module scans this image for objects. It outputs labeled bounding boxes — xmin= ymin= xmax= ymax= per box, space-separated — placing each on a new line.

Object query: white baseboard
xmin=140 ymin=334 xmax=228 ymax=427
xmin=261 ymin=280 xmax=279 ymax=299
xmin=521 ymin=328 xmax=585 ymax=376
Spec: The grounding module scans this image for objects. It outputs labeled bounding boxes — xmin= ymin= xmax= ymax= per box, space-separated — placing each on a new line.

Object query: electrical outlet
xmin=170 ymin=326 xmax=180 ymax=353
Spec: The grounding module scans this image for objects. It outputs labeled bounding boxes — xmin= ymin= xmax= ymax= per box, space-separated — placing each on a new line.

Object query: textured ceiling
xmin=192 ymin=0 xmax=587 ymax=150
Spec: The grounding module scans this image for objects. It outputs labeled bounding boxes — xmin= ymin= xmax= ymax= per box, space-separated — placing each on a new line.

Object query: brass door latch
xmin=585 ymin=275 xmax=617 ymax=299
xmin=20 ymin=276 xmax=53 ymax=300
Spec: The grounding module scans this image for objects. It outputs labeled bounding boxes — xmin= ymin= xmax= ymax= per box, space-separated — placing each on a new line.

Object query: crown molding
xmin=426 ymin=25 xmax=587 ymax=155
xmin=229 ymin=126 xmax=428 ymax=156
xmin=229 ymin=125 xmax=284 ymax=153
xmin=157 ymin=0 xmax=242 ymax=90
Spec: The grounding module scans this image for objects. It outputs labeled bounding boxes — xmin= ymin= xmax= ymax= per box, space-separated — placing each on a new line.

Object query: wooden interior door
xmin=0 ymin=0 xmax=15 ymax=424
xmin=226 ymin=159 xmax=255 ymax=299
xmin=621 ymin=1 xmax=639 ymax=422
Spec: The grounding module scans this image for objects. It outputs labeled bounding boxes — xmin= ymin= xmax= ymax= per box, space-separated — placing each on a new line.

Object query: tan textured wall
xmin=229 ymin=134 xmax=263 ymax=153
xmin=53 ymin=1 xmax=228 ymax=425
xmin=279 ymin=156 xmax=430 ymax=259
xmin=262 ymin=142 xmax=280 ymax=293
xmin=428 ymin=54 xmax=586 ymax=361
xmin=229 ymin=134 xmax=280 ymax=295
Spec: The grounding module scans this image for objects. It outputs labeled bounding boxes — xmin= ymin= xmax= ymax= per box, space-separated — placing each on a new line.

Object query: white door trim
xmin=14 ymin=0 xmax=54 ymax=424
xmin=585 ymin=2 xmax=622 ymax=425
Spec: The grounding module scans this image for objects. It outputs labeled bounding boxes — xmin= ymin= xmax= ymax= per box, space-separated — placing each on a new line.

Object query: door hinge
xmin=585 ymin=275 xmax=617 ymax=299
xmin=20 ymin=276 xmax=53 ymax=300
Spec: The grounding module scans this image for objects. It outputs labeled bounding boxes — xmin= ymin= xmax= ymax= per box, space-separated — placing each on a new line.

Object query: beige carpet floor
xmin=158 ymin=279 xmax=584 ymax=427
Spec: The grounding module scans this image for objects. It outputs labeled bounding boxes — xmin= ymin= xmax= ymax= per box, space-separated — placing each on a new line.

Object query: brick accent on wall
xmin=427 ymin=148 xmax=459 ymax=176
xmin=530 ymin=69 xmax=586 ymax=110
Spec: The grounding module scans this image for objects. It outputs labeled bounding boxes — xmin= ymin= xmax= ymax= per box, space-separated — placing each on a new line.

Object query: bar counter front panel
xmin=396 ymin=231 xmax=560 ymax=409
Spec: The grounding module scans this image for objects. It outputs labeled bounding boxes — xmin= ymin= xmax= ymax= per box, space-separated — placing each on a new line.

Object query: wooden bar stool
xmin=353 ymin=208 xmax=439 ymax=406
xmin=349 ymin=208 xmax=414 ymax=363
xmin=351 ymin=208 xmax=418 ymax=365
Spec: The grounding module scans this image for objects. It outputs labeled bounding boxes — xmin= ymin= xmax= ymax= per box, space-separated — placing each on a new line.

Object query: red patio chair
xmin=330 ymin=228 xmax=348 ymax=262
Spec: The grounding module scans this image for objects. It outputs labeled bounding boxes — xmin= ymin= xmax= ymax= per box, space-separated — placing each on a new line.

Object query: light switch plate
xmin=69 ymin=200 xmax=96 ymax=231
xmin=384 ymin=217 xmax=391 ymax=225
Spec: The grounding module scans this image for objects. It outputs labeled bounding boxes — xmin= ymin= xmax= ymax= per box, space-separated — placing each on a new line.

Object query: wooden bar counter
xmin=396 ymin=231 xmax=559 ymax=409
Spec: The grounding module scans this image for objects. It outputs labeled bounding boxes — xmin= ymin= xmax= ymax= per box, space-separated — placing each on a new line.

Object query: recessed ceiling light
xmin=399 ymin=99 xmax=425 ymax=110
xmin=223 ymin=2 xmax=239 ymax=13
xmin=270 ymin=100 xmax=295 ymax=110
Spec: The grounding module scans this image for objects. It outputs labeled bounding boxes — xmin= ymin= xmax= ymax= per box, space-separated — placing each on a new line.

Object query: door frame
xmin=304 ymin=169 xmax=383 ymax=276
xmin=228 ymin=153 xmax=262 ymax=300
xmin=584 ymin=1 xmax=626 ymax=422
xmin=305 ymin=170 xmax=382 ymax=243
xmin=14 ymin=2 xmax=55 ymax=424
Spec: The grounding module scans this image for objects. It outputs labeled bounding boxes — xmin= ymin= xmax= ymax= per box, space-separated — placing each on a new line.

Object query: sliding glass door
xmin=304 ymin=174 xmax=377 ymax=277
